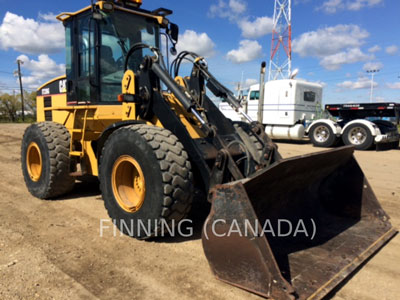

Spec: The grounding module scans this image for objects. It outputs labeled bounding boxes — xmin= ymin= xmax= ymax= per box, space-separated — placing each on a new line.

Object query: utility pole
xmin=366 ymin=69 xmax=379 ymax=103
xmin=16 ymin=59 xmax=25 ymax=121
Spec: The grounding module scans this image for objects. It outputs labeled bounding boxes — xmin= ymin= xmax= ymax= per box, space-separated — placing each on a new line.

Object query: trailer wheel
xmin=99 ymin=124 xmax=193 ymax=239
xmin=21 ymin=122 xmax=75 ymax=199
xmin=309 ymin=123 xmax=337 ymax=147
xmin=342 ymin=123 xmax=374 ymax=150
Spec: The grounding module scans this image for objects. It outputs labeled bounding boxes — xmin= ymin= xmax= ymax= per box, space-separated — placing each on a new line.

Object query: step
xmin=69 ymin=151 xmax=84 ymax=157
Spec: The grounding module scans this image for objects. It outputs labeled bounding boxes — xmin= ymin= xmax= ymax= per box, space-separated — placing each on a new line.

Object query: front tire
xmin=342 ymin=123 xmax=374 ymax=150
xmin=21 ymin=122 xmax=75 ymax=199
xmin=99 ymin=125 xmax=193 ymax=239
xmin=309 ymin=123 xmax=337 ymax=147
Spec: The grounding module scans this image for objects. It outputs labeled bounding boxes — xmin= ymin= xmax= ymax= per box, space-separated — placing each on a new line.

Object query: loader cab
xmin=63 ymin=4 xmax=162 ymax=104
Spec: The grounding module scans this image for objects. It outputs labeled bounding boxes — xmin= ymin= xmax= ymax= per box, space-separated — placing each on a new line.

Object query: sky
xmin=0 ymin=0 xmax=399 ymax=104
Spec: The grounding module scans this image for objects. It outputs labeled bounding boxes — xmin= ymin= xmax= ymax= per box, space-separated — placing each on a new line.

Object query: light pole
xmin=366 ymin=69 xmax=379 ymax=103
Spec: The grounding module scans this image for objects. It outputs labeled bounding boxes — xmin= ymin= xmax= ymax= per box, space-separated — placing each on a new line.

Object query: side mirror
xmin=169 ymin=23 xmax=179 ymax=43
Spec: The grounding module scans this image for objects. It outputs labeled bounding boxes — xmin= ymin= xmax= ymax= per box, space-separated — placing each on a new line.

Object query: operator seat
xmin=100 ymin=45 xmax=118 ymax=75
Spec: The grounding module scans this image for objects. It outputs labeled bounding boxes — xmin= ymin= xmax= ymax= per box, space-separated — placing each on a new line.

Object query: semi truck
xmin=219 ymin=79 xmax=400 ymax=150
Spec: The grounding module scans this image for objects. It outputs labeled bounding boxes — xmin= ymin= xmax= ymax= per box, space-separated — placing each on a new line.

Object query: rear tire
xmin=21 ymin=122 xmax=75 ymax=199
xmin=309 ymin=123 xmax=337 ymax=147
xmin=99 ymin=124 xmax=193 ymax=239
xmin=342 ymin=123 xmax=374 ymax=150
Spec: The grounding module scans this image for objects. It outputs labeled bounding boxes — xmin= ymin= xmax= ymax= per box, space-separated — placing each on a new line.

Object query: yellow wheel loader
xmin=21 ymin=1 xmax=396 ymax=299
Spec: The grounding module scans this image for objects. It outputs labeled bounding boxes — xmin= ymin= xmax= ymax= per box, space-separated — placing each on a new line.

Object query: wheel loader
xmin=21 ymin=1 xmax=396 ymax=299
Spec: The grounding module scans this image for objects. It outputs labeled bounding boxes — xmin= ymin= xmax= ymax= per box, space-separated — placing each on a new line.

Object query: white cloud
xmin=17 ymin=54 xmax=65 ymax=88
xmin=387 ymin=82 xmax=400 ymax=89
xmin=385 ymin=45 xmax=399 ymax=55
xmin=347 ymin=0 xmax=383 ymax=11
xmin=292 ymin=25 xmax=371 ymax=70
xmin=363 ymin=61 xmax=383 ymax=71
xmin=0 ymin=12 xmax=64 ymax=54
xmin=229 ymin=0 xmax=247 ymax=14
xmin=320 ymin=48 xmax=371 ymax=70
xmin=238 ymin=17 xmax=274 ymax=39
xmin=226 ymin=40 xmax=262 ymax=64
xmin=293 ymin=25 xmax=369 ymax=57
xmin=318 ymin=0 xmax=383 ymax=13
xmin=368 ymin=45 xmax=381 ymax=53
xmin=337 ymin=76 xmax=376 ymax=89
xmin=176 ymin=30 xmax=216 ymax=58
xmin=208 ymin=0 xmax=247 ymax=20
xmin=317 ymin=0 xmax=345 ymax=14
xmin=208 ymin=1 xmax=273 ymax=40
xmin=38 ymin=12 xmax=58 ymax=22
xmin=208 ymin=0 xmax=228 ymax=18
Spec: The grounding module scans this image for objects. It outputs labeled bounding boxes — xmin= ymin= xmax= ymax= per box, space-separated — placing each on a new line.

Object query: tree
xmin=0 ymin=93 xmax=20 ymax=122
xmin=24 ymin=91 xmax=37 ymax=116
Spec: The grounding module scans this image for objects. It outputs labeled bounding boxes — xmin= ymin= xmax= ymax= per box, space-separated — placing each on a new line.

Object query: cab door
xmin=65 ymin=13 xmax=98 ymax=103
xmin=247 ymin=90 xmax=260 ymax=121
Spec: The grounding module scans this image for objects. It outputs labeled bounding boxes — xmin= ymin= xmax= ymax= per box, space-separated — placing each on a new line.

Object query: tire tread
xmin=100 ymin=124 xmax=193 ymax=238
xmin=22 ymin=121 xmax=75 ymax=199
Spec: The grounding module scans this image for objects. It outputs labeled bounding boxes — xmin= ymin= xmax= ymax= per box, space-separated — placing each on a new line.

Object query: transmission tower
xmin=268 ymin=0 xmax=292 ymax=81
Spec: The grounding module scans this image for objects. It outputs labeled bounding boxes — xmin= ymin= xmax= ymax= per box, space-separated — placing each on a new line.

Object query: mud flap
xmin=202 ymin=146 xmax=397 ymax=300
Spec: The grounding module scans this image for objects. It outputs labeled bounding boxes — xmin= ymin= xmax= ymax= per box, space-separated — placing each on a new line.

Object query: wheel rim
xmin=313 ymin=125 xmax=330 ymax=143
xmin=112 ymin=155 xmax=146 ymax=213
xmin=348 ymin=127 xmax=367 ymax=145
xmin=26 ymin=142 xmax=42 ymax=182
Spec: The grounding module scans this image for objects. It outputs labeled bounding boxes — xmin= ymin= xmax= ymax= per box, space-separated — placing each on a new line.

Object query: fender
xmin=306 ymin=119 xmax=341 ymax=135
xmin=341 ymin=119 xmax=381 ymax=137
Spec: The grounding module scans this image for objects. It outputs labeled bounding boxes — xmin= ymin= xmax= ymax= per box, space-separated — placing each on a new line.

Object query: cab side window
xmin=249 ymin=91 xmax=260 ymax=100
xmin=304 ymin=91 xmax=316 ymax=102
xmin=76 ymin=15 xmax=96 ymax=102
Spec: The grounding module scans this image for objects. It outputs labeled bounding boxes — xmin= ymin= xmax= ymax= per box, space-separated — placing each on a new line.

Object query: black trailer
xmin=323 ymin=102 xmax=400 ymax=150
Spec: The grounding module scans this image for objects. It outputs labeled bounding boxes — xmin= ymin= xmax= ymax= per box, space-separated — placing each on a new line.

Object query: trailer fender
xmin=341 ymin=119 xmax=381 ymax=137
xmin=306 ymin=119 xmax=341 ymax=136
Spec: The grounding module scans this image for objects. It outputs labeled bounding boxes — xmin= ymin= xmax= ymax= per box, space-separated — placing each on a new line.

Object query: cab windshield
xmin=99 ymin=10 xmax=160 ymax=101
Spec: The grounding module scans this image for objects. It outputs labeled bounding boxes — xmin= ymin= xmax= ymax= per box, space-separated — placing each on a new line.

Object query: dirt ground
xmin=0 ymin=123 xmax=399 ymax=300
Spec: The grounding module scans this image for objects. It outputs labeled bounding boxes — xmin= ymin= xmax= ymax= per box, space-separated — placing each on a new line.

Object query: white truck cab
xmin=219 ymin=79 xmax=400 ymax=150
xmin=220 ymin=79 xmax=323 ymax=140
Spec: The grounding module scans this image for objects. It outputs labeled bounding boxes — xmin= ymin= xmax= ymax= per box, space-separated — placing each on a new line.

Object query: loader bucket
xmin=202 ymin=146 xmax=396 ymax=300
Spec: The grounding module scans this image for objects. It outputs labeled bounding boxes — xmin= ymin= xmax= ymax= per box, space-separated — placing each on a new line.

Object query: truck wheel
xmin=21 ymin=122 xmax=75 ymax=199
xmin=342 ymin=123 xmax=374 ymax=150
xmin=99 ymin=124 xmax=193 ymax=239
xmin=309 ymin=123 xmax=337 ymax=147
